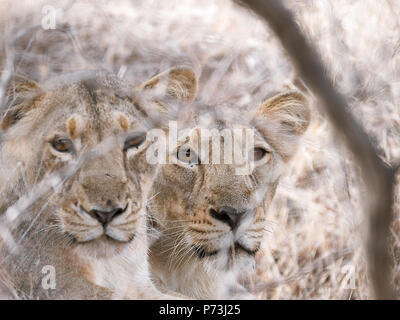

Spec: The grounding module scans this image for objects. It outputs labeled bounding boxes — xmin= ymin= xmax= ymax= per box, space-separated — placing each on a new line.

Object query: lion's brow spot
xmin=118 ymin=114 xmax=129 ymax=131
xmin=67 ymin=117 xmax=78 ymax=138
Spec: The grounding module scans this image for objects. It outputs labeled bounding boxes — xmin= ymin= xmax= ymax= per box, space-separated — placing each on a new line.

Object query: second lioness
xmin=144 ymin=70 xmax=310 ymax=299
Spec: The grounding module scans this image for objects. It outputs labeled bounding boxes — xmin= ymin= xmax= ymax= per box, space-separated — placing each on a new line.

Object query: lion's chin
xmin=193 ymin=241 xmax=260 ymax=260
xmin=190 ymin=241 xmax=260 ymax=273
xmin=192 ymin=245 xmax=256 ymax=273
xmin=69 ymin=231 xmax=135 ymax=245
xmin=232 ymin=242 xmax=260 ymax=257
xmin=69 ymin=233 xmax=136 ymax=258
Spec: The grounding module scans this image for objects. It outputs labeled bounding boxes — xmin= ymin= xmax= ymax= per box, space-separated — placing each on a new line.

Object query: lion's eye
xmin=176 ymin=146 xmax=200 ymax=166
xmin=51 ymin=138 xmax=74 ymax=153
xmin=253 ymin=147 xmax=269 ymax=161
xmin=124 ymin=132 xmax=146 ymax=151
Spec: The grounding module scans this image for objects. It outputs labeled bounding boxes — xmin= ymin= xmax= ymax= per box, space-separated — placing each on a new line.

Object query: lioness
xmin=145 ymin=70 xmax=310 ymax=299
xmin=0 ymin=68 xmax=193 ymax=299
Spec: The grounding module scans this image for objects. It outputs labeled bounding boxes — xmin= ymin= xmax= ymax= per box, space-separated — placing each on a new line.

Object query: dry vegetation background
xmin=1 ymin=0 xmax=400 ymax=299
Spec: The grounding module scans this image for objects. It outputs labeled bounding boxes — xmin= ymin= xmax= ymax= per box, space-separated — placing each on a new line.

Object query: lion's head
xmin=147 ymin=71 xmax=310 ymax=296
xmin=0 ymin=68 xmax=196 ymax=258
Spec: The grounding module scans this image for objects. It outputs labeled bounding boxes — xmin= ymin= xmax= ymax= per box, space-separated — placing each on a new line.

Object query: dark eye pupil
xmin=177 ymin=146 xmax=199 ymax=165
xmin=124 ymin=132 xmax=146 ymax=151
xmin=52 ymin=138 xmax=72 ymax=152
xmin=254 ymin=148 xmax=267 ymax=161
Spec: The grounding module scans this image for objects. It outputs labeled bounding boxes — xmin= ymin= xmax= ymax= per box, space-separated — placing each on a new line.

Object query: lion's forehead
xmin=63 ymin=111 xmax=138 ymax=136
xmin=176 ymin=123 xmax=266 ymax=155
xmin=35 ymin=92 xmax=146 ymax=141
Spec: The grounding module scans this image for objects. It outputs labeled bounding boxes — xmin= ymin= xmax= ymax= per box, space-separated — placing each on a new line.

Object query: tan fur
xmin=0 ymin=70 xmax=186 ymax=299
xmin=146 ymin=72 xmax=310 ymax=299
xmin=136 ymin=67 xmax=197 ymax=104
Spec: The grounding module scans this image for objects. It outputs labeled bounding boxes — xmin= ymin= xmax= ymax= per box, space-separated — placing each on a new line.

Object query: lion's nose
xmin=91 ymin=206 xmax=126 ymax=225
xmin=209 ymin=206 xmax=246 ymax=229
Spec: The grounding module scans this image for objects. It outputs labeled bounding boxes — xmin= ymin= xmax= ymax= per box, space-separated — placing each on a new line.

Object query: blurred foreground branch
xmin=240 ymin=0 xmax=396 ymax=299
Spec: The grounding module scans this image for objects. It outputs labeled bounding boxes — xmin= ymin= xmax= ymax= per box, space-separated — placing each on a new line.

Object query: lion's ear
xmin=137 ymin=67 xmax=198 ymax=104
xmin=256 ymin=91 xmax=310 ymax=136
xmin=1 ymin=76 xmax=42 ymax=131
xmin=254 ymin=91 xmax=310 ymax=162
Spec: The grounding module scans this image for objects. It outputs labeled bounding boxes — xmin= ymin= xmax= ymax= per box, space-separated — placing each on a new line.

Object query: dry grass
xmin=1 ymin=0 xmax=399 ymax=299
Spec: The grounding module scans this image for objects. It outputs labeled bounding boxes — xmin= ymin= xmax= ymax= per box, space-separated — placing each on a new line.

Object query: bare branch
xmin=239 ymin=0 xmax=396 ymax=299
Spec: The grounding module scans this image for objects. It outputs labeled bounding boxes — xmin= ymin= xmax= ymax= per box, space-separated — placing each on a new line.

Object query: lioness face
xmin=150 ymin=125 xmax=273 ymax=270
xmin=54 ymin=104 xmax=148 ymax=245
xmin=1 ymin=72 xmax=156 ymax=250
xmin=149 ymin=92 xmax=310 ymax=271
